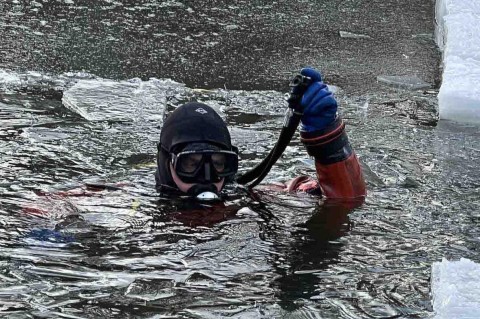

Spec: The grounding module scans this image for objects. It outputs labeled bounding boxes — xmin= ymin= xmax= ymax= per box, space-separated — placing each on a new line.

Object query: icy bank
xmin=435 ymin=0 xmax=480 ymax=123
xmin=431 ymin=258 xmax=480 ymax=318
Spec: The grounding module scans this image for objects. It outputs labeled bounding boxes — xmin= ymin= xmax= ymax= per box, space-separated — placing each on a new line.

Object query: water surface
xmin=1 ymin=73 xmax=479 ymax=318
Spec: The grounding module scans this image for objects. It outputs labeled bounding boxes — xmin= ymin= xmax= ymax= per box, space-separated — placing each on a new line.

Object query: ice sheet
xmin=431 ymin=258 xmax=480 ymax=319
xmin=62 ymin=78 xmax=183 ymax=122
xmin=435 ymin=0 xmax=480 ymax=123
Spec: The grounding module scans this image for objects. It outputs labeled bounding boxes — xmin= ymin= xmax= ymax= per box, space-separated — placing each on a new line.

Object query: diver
xmin=22 ymin=67 xmax=365 ymax=240
xmin=155 ymin=67 xmax=366 ymax=200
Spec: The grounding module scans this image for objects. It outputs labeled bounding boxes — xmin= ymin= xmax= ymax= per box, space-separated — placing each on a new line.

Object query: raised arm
xmin=297 ymin=68 xmax=366 ymax=199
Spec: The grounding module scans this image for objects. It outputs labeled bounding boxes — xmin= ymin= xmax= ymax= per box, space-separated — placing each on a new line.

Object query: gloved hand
xmin=26 ymin=229 xmax=74 ymax=243
xmin=300 ymin=68 xmax=338 ymax=132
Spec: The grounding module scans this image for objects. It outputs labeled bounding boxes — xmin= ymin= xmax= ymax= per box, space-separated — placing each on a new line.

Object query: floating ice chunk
xmin=0 ymin=69 xmax=22 ymax=88
xmin=339 ymin=31 xmax=371 ymax=39
xmin=411 ymin=33 xmax=434 ymax=40
xmin=125 ymin=278 xmax=176 ymax=301
xmin=0 ymin=69 xmax=95 ymax=93
xmin=157 ymin=1 xmax=184 ymax=8
xmin=61 ymin=78 xmax=184 ymax=122
xmin=431 ymin=258 xmax=480 ymax=319
xmin=225 ymin=24 xmax=239 ymax=31
xmin=377 ymin=75 xmax=431 ymax=90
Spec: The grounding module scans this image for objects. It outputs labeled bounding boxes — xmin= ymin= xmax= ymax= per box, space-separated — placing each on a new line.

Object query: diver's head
xmin=156 ymin=102 xmax=238 ymax=199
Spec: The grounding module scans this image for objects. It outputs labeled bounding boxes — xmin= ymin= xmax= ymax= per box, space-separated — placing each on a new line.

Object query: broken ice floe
xmin=0 ymin=69 xmax=95 ymax=95
xmin=339 ymin=31 xmax=371 ymax=39
xmin=376 ymin=75 xmax=431 ymax=90
xmin=61 ymin=78 xmax=183 ymax=122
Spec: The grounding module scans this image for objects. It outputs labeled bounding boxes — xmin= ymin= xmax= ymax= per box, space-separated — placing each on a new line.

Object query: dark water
xmin=1 ymin=74 xmax=479 ymax=318
xmin=2 ymin=0 xmax=479 ymax=318
xmin=0 ymin=0 xmax=439 ymax=92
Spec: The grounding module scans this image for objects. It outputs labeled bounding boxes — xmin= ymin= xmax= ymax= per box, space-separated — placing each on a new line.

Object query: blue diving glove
xmin=27 ymin=229 xmax=75 ymax=243
xmin=299 ymin=68 xmax=338 ymax=132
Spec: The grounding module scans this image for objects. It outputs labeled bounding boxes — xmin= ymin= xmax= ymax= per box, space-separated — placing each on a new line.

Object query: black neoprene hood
xmin=156 ymin=102 xmax=234 ymax=193
xmin=160 ymin=102 xmax=233 ymax=153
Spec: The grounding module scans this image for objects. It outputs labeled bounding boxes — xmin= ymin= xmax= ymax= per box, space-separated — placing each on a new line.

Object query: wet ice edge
xmin=435 ymin=0 xmax=480 ymax=123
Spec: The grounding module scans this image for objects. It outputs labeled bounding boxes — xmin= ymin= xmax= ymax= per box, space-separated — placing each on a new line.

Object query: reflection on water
xmin=1 ymin=73 xmax=479 ymax=318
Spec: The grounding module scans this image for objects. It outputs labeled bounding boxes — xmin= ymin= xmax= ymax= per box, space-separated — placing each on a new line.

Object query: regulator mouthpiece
xmin=196 ymin=191 xmax=219 ymax=201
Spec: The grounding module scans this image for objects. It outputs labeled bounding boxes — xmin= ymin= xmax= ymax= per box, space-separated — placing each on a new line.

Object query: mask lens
xmin=211 ymin=153 xmax=226 ymax=173
xmin=178 ymin=153 xmax=203 ymax=174
xmin=214 ymin=152 xmax=238 ymax=176
xmin=172 ymin=150 xmax=238 ymax=182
